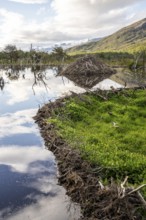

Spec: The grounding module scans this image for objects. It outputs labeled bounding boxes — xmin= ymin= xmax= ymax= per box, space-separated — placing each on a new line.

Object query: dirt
xmin=34 ymin=92 xmax=146 ymax=220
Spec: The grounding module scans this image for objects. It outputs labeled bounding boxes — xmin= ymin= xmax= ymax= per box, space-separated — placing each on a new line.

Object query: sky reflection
xmin=92 ymin=78 xmax=124 ymax=90
xmin=0 ymin=67 xmax=124 ymax=219
xmin=0 ymin=68 xmax=85 ymax=107
xmin=0 ymin=147 xmax=80 ymax=220
xmin=0 ymin=146 xmax=55 ymax=173
xmin=6 ymin=191 xmax=80 ymax=220
xmin=0 ymin=109 xmax=38 ymax=139
xmin=0 ymin=67 xmax=81 ymax=220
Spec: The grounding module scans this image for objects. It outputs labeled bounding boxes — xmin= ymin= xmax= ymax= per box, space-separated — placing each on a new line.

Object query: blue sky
xmin=0 ymin=0 xmax=146 ymax=50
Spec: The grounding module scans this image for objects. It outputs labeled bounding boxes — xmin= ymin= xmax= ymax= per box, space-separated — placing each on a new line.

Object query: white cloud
xmin=9 ymin=0 xmax=48 ymax=4
xmin=51 ymin=0 xmax=146 ymax=38
xmin=0 ymin=8 xmax=24 ymax=46
xmin=0 ymin=0 xmax=146 ymax=47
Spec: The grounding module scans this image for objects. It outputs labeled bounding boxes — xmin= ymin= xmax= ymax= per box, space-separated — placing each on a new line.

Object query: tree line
xmin=0 ymin=44 xmax=70 ymax=65
xmin=0 ymin=44 xmax=145 ymax=72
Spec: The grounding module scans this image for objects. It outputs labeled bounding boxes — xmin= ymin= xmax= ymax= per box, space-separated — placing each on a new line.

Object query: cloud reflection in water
xmin=0 ymin=67 xmax=82 ymax=220
xmin=0 ymin=146 xmax=55 ymax=173
xmin=0 ymin=146 xmax=80 ymax=220
xmin=0 ymin=68 xmax=85 ymax=106
xmin=6 ymin=192 xmax=80 ymax=220
xmin=0 ymin=109 xmax=38 ymax=138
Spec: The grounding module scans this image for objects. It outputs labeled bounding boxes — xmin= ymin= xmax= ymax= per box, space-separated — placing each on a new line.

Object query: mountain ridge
xmin=68 ymin=18 xmax=146 ymax=54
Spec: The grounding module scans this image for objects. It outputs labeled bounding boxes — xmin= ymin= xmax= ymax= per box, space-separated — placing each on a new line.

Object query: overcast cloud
xmin=0 ymin=0 xmax=145 ymax=49
xmin=9 ymin=0 xmax=48 ymax=4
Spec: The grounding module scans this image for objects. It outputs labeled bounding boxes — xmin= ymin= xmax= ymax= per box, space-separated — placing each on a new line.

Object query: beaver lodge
xmin=60 ymin=55 xmax=116 ymax=88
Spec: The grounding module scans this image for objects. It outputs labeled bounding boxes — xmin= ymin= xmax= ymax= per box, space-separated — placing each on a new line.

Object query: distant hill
xmin=68 ymin=18 xmax=146 ymax=54
xmin=88 ymin=37 xmax=102 ymax=42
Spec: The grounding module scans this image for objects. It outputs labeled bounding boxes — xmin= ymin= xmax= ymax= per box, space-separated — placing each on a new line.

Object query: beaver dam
xmin=59 ymin=55 xmax=116 ymax=88
xmin=35 ymin=88 xmax=146 ymax=220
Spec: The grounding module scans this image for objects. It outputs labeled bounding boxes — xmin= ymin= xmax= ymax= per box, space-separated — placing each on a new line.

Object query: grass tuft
xmin=48 ymin=90 xmax=146 ymax=188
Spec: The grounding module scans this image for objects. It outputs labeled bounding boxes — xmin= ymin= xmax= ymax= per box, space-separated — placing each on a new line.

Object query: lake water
xmin=0 ymin=66 xmax=85 ymax=220
xmin=0 ymin=65 xmax=124 ymax=220
xmin=110 ymin=67 xmax=146 ymax=88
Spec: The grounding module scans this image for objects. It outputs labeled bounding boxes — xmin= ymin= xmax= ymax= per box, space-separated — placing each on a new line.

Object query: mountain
xmin=68 ymin=18 xmax=146 ymax=54
xmin=88 ymin=37 xmax=102 ymax=42
xmin=34 ymin=40 xmax=91 ymax=53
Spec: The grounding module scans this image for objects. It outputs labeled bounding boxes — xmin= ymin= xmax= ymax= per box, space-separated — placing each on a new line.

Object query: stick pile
xmin=60 ymin=55 xmax=116 ymax=88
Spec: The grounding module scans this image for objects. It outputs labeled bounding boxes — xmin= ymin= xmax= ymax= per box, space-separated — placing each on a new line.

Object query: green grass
xmin=48 ymin=90 xmax=146 ymax=186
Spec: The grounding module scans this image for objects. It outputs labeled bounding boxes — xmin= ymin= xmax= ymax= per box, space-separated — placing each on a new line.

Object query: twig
xmin=98 ymin=180 xmax=104 ymax=190
xmin=126 ymin=184 xmax=146 ymax=196
xmin=119 ymin=176 xmax=128 ymax=198
xmin=137 ymin=191 xmax=146 ymax=208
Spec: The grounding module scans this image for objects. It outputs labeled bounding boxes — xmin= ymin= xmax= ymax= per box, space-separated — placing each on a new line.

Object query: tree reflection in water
xmin=5 ymin=65 xmax=25 ymax=81
xmin=0 ymin=76 xmax=5 ymax=90
xmin=0 ymin=65 xmax=52 ymax=94
xmin=31 ymin=65 xmax=49 ymax=95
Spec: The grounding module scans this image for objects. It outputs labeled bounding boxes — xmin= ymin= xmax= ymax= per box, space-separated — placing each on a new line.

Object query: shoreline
xmin=34 ymin=96 xmax=101 ymax=219
xmin=34 ymin=91 xmax=146 ymax=219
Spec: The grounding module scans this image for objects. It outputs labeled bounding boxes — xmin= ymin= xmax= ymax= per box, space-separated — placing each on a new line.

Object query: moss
xmin=47 ymin=90 xmax=146 ymax=187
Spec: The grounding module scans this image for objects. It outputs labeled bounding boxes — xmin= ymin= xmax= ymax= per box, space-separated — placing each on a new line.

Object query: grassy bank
xmin=48 ymin=89 xmax=146 ymax=188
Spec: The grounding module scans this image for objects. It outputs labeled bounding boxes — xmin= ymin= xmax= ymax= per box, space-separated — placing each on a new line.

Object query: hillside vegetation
xmin=68 ymin=18 xmax=146 ymax=54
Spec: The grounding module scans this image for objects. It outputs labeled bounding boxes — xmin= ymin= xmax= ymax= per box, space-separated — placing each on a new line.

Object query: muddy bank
xmin=34 ymin=93 xmax=146 ymax=220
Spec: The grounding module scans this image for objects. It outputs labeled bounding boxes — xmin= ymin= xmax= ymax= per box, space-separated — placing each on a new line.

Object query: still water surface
xmin=0 ymin=66 xmax=85 ymax=220
xmin=0 ymin=66 xmax=124 ymax=220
